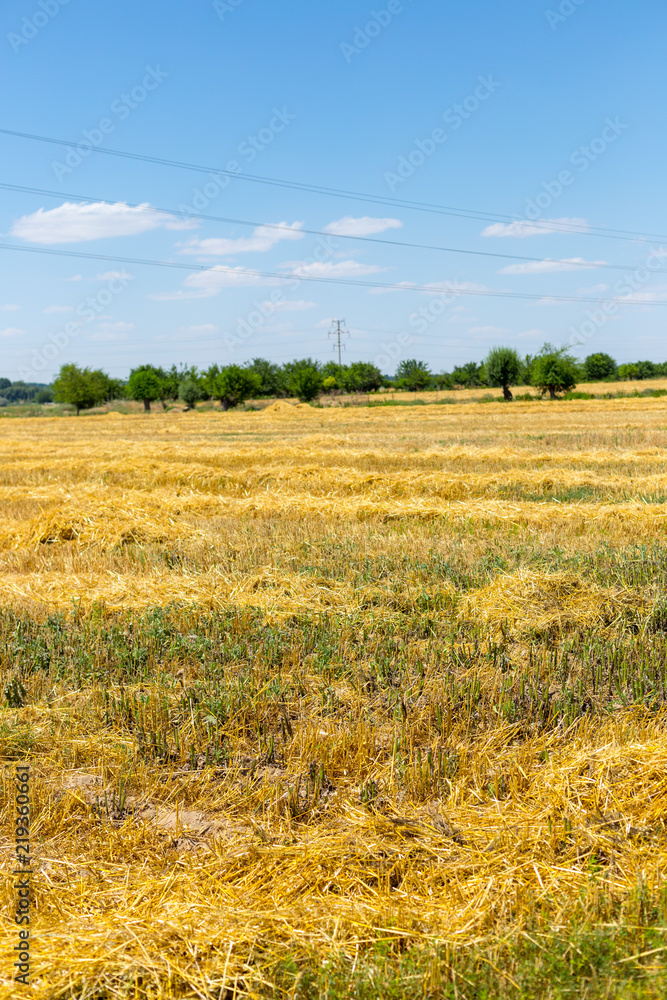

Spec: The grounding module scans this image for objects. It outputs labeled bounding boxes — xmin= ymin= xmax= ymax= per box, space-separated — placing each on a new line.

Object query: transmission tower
xmin=328 ymin=319 xmax=349 ymax=365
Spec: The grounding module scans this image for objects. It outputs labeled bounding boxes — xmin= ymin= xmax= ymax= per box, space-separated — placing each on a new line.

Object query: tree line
xmin=13 ymin=345 xmax=667 ymax=414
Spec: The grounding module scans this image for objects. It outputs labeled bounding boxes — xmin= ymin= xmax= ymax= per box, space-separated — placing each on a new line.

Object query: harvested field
xmin=2 ymin=397 xmax=667 ymax=998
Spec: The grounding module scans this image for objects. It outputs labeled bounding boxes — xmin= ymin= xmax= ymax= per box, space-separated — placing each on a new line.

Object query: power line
xmin=328 ymin=320 xmax=349 ymax=365
xmin=1 ymin=126 xmax=665 ymax=243
xmin=2 ymin=180 xmax=667 ymax=274
xmin=3 ymin=239 xmax=667 ymax=307
xmin=2 ymin=240 xmax=666 ymax=306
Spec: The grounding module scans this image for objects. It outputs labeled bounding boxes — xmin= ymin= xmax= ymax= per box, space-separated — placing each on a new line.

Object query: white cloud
xmin=151 ymin=266 xmax=277 ymax=300
xmin=12 ymin=201 xmax=196 ymax=244
xmin=499 ymin=257 xmax=606 ymax=275
xmin=151 ymin=255 xmax=384 ymax=302
xmin=97 ymin=321 xmax=134 ymax=332
xmin=323 ymin=216 xmax=402 ymax=237
xmin=482 ymin=218 xmax=591 ymax=238
xmin=419 ymin=280 xmax=493 ymax=297
xmin=288 ymin=259 xmax=386 ymax=279
xmin=273 ymin=299 xmax=316 ymax=312
xmin=43 ymin=305 xmax=73 ymax=314
xmin=0 ymin=327 xmax=25 ymax=338
xmin=1 ymin=304 xmax=19 ymax=311
xmin=177 ymin=222 xmax=304 ymax=256
xmin=176 ymin=324 xmax=219 ymax=338
xmin=96 ymin=270 xmax=133 ymax=281
xmin=577 ymin=283 xmax=609 ymax=295
xmin=89 ymin=320 xmax=134 ymax=342
xmin=65 ymin=271 xmax=132 ymax=283
xmin=90 ymin=331 xmax=130 ymax=342
xmin=368 ymin=281 xmax=417 ymax=295
xmin=615 ymin=285 xmax=667 ymax=304
xmin=468 ymin=325 xmax=512 ymax=335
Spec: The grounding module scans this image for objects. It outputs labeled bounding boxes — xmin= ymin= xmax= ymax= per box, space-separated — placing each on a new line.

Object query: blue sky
xmin=1 ymin=0 xmax=666 ymax=381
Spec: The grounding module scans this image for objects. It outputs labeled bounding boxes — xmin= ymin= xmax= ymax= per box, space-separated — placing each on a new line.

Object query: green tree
xmin=484 ymin=346 xmax=522 ymax=401
xmin=127 ymin=365 xmax=163 ymax=412
xmin=52 ymin=363 xmax=109 ymax=415
xmin=5 ymin=381 xmax=43 ymax=403
xmin=208 ymin=365 xmax=261 ymax=410
xmin=287 ymin=365 xmax=323 ymax=402
xmin=178 ymin=379 xmax=203 ymax=411
xmin=283 ymin=359 xmax=323 ymax=402
xmin=395 ymin=359 xmax=432 ymax=391
xmin=159 ymin=365 xmax=180 ymax=405
xmin=346 ymin=361 xmax=383 ymax=393
xmin=530 ymin=344 xmax=580 ymax=399
xmin=106 ymin=378 xmax=126 ymax=401
xmin=322 ymin=361 xmax=349 ymax=391
xmin=432 ymin=371 xmax=453 ymax=390
xmin=451 ymin=362 xmax=487 ymax=388
xmin=89 ymin=369 xmax=114 ymax=403
xmin=617 ymin=363 xmax=641 ymax=380
xmin=583 ymin=352 xmax=617 ymax=381
xmin=244 ymin=358 xmax=286 ymax=397
xmin=520 ymin=354 xmax=535 ymax=385
xmin=636 ymin=360 xmax=659 ymax=380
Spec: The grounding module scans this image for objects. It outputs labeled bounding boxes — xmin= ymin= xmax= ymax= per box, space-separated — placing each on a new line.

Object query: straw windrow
xmin=1 ymin=400 xmax=667 ymax=997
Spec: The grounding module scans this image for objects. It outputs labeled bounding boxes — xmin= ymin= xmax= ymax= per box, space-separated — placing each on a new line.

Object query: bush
xmin=395 ymin=359 xmax=432 ymax=391
xmin=288 ymin=366 xmax=323 ymax=402
xmin=284 ymin=359 xmax=324 ymax=402
xmin=346 ymin=362 xmax=383 ymax=393
xmin=178 ymin=379 xmax=203 ymax=411
xmin=207 ymin=365 xmax=261 ymax=410
xmin=583 ymin=352 xmax=617 ymax=381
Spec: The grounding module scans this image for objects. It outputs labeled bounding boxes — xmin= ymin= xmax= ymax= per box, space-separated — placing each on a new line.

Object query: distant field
xmin=350 ymin=376 xmax=667 ymax=405
xmin=2 ymin=397 xmax=667 ymax=998
xmin=3 ymin=375 xmax=667 ymax=420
